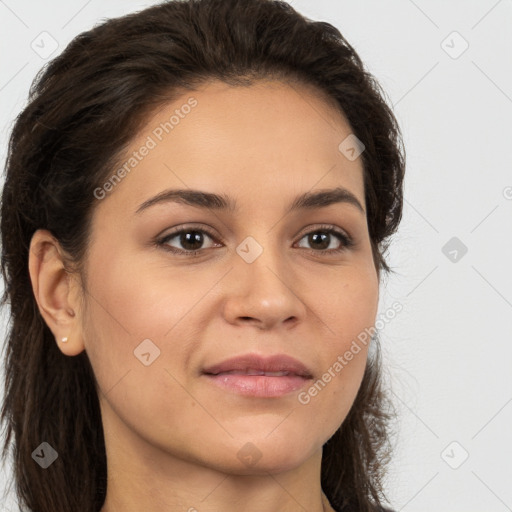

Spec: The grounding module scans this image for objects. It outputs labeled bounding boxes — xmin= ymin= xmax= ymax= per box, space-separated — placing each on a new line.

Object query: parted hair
xmin=0 ymin=0 xmax=405 ymax=511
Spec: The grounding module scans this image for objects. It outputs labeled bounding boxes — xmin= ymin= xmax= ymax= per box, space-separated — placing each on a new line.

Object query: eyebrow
xmin=134 ymin=186 xmax=365 ymax=215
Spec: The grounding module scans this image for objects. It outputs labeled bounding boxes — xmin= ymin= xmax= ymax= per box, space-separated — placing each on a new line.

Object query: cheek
xmin=80 ymin=252 xmax=173 ymax=387
xmin=80 ymin=250 xmax=227 ymax=402
xmin=80 ymin=255 xmax=204 ymax=444
xmin=317 ymin=265 xmax=379 ymax=345
xmin=83 ymin=248 xmax=210 ymax=340
xmin=299 ymin=267 xmax=378 ymax=431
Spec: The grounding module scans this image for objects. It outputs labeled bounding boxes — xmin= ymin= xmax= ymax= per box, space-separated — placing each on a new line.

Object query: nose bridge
xmin=235 ymin=232 xmax=288 ymax=288
xmin=222 ymin=231 xmax=306 ymax=327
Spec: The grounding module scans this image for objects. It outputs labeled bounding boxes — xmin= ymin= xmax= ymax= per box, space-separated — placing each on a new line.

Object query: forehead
xmin=93 ymin=79 xmax=365 ymax=219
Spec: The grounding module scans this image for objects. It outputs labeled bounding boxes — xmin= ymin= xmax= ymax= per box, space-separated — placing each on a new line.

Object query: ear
xmin=28 ymin=229 xmax=86 ymax=356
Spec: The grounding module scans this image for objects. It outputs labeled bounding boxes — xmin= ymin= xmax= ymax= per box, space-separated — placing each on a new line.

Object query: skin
xmin=29 ymin=79 xmax=379 ymax=512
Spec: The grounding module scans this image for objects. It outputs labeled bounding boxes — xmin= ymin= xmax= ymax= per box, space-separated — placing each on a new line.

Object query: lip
xmin=203 ymin=353 xmax=313 ymax=377
xmin=202 ymin=353 xmax=313 ymax=398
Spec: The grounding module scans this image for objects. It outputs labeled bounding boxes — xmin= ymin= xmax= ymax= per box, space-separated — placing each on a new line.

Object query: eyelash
xmin=155 ymin=224 xmax=354 ymax=257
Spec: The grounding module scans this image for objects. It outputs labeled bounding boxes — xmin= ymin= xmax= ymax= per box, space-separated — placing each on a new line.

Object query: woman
xmin=0 ymin=0 xmax=405 ymax=511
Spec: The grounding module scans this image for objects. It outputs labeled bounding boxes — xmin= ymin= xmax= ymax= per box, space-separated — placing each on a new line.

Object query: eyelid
xmin=295 ymin=224 xmax=355 ymax=252
xmin=295 ymin=223 xmax=351 ymax=241
xmin=156 ymin=222 xmax=354 ymax=255
xmin=157 ymin=223 xmax=222 ymax=246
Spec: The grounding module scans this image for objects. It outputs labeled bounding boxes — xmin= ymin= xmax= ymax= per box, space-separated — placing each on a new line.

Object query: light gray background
xmin=1 ymin=1 xmax=511 ymax=511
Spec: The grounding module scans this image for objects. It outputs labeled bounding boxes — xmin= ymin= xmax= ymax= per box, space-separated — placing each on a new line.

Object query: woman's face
xmin=78 ymin=79 xmax=379 ymax=475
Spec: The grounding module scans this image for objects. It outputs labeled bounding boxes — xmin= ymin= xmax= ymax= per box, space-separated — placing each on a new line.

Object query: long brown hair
xmin=0 ymin=1 xmax=405 ymax=511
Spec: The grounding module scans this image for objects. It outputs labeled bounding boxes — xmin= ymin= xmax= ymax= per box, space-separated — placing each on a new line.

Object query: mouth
xmin=208 ymin=369 xmax=298 ymax=377
xmin=202 ymin=353 xmax=313 ymax=398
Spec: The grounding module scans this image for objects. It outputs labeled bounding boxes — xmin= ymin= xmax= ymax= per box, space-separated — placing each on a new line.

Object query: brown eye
xmin=158 ymin=227 xmax=220 ymax=255
xmin=296 ymin=226 xmax=354 ymax=254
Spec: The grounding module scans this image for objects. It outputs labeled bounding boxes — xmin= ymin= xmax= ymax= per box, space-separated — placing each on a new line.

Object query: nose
xmin=222 ymin=242 xmax=307 ymax=330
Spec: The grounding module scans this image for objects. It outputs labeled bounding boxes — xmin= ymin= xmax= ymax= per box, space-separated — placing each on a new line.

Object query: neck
xmin=322 ymin=492 xmax=336 ymax=512
xmin=100 ymin=427 xmax=330 ymax=511
xmin=99 ymin=396 xmax=336 ymax=512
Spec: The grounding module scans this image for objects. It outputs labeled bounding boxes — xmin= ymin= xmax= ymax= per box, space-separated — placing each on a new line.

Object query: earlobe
xmin=28 ymin=229 xmax=85 ymax=356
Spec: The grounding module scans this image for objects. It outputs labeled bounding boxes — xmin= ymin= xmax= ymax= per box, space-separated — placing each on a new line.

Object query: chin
xmin=219 ymin=449 xmax=314 ymax=477
xmin=219 ymin=432 xmax=321 ymax=476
